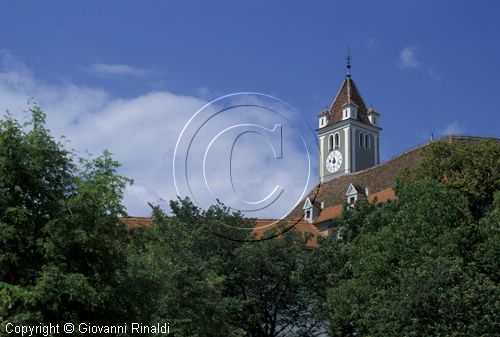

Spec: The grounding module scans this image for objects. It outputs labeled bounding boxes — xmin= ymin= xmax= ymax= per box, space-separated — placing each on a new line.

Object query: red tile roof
xmin=252 ymin=219 xmax=321 ymax=248
xmin=118 ymin=216 xmax=322 ymax=248
xmin=320 ymin=77 xmax=372 ymax=126
xmin=119 ymin=216 xmax=153 ymax=228
xmin=288 ymin=142 xmax=425 ymax=220
xmin=289 ymin=136 xmax=496 ymax=222
xmin=311 ymin=188 xmax=395 ymax=226
xmin=368 ymin=188 xmax=396 ymax=203
xmin=313 ymin=204 xmax=343 ymax=224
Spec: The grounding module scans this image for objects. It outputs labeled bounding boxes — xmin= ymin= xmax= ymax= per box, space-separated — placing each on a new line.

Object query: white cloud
xmin=428 ymin=68 xmax=441 ymax=81
xmin=439 ymin=121 xmax=463 ymax=136
xmin=173 ymin=100 xmax=315 ymax=220
xmin=87 ymin=63 xmax=151 ymax=77
xmin=399 ymin=46 xmax=419 ymax=69
xmin=0 ymin=52 xmax=316 ymax=219
xmin=398 ymin=46 xmax=442 ymax=80
xmin=0 ymin=50 xmax=35 ymax=90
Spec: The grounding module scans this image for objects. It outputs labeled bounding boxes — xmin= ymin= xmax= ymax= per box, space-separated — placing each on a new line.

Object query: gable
xmin=345 ymin=183 xmax=358 ymax=197
xmin=303 ymin=197 xmax=313 ymax=209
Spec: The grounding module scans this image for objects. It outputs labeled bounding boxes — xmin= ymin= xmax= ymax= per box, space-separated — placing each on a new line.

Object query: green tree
xmin=144 ymin=198 xmax=326 ymax=337
xmin=401 ymin=139 xmax=500 ymax=217
xmin=0 ymin=107 xmax=73 ymax=286
xmin=323 ymin=139 xmax=500 ymax=337
xmin=141 ymin=200 xmax=244 ymax=337
xmin=0 ymin=106 xmax=327 ymax=337
xmin=0 ymin=107 xmax=150 ymax=335
xmin=227 ymin=226 xmax=326 ymax=337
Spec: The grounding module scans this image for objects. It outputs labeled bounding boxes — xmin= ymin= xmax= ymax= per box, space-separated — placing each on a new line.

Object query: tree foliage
xmin=321 ymin=139 xmax=500 ymax=337
xmin=0 ymin=107 xmax=326 ymax=337
xmin=138 ymin=200 xmax=327 ymax=337
xmin=400 ymin=138 xmax=500 ymax=217
xmin=1 ymin=108 xmax=498 ymax=337
xmin=0 ymin=107 xmax=137 ymax=334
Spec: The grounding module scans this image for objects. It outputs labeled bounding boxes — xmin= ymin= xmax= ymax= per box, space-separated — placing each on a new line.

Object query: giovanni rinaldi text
xmin=4 ymin=322 xmax=170 ymax=336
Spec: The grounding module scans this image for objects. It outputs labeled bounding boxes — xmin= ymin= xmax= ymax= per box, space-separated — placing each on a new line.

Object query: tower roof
xmin=319 ymin=76 xmax=371 ymax=126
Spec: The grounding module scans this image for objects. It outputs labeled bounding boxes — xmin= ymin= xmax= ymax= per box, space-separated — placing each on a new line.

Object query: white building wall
xmin=344 ymin=127 xmax=350 ymax=174
xmin=319 ymin=136 xmax=324 ymax=181
xmin=351 ymin=126 xmax=356 ymax=172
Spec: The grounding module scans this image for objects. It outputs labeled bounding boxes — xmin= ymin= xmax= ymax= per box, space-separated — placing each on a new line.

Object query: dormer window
xmin=345 ymin=183 xmax=367 ymax=207
xmin=319 ymin=116 xmax=327 ymax=128
xmin=343 ymin=104 xmax=358 ymax=120
xmin=303 ymin=197 xmax=320 ymax=223
xmin=367 ymin=107 xmax=380 ymax=126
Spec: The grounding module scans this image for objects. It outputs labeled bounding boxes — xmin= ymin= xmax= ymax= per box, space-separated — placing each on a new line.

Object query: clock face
xmin=326 ymin=150 xmax=343 ymax=173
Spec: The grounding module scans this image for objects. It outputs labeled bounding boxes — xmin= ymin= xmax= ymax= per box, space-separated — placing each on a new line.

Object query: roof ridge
xmin=347 ymin=77 xmax=351 ymax=105
xmin=329 ymin=77 xmax=348 ymax=111
xmin=349 ymin=78 xmax=368 ymax=110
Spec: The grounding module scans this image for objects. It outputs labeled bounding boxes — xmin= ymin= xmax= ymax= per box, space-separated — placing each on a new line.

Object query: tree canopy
xmin=1 ymin=107 xmax=498 ymax=337
xmin=0 ymin=107 xmax=326 ymax=337
xmin=319 ymin=139 xmax=500 ymax=337
xmin=0 ymin=107 xmax=137 ymax=331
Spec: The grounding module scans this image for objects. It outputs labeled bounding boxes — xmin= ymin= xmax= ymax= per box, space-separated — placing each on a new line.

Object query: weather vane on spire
xmin=346 ymin=46 xmax=352 ymax=78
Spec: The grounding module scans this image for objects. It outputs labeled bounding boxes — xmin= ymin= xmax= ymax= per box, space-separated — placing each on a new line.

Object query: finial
xmin=346 ymin=46 xmax=352 ymax=78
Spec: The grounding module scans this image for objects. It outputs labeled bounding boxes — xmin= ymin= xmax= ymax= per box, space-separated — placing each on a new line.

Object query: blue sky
xmin=0 ymin=1 xmax=499 ymax=216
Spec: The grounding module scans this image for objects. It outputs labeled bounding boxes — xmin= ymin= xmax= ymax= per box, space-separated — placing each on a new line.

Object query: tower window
xmin=328 ymin=135 xmax=334 ymax=151
xmin=365 ymin=134 xmax=370 ymax=149
xmin=335 ymin=133 xmax=340 ymax=148
xmin=360 ymin=132 xmax=364 ymax=148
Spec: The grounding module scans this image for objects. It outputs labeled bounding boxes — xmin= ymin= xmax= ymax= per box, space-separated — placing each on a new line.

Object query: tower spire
xmin=346 ymin=46 xmax=352 ymax=78
xmin=346 ymin=46 xmax=352 ymax=104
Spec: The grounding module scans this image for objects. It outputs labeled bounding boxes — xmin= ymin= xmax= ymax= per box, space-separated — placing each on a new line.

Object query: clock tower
xmin=318 ymin=57 xmax=382 ymax=182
